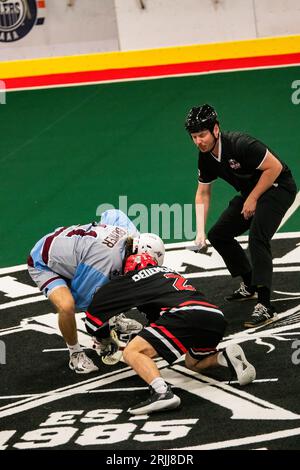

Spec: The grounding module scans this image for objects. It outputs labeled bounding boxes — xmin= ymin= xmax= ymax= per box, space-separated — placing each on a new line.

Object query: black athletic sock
xmin=241 ymin=272 xmax=255 ymax=292
xmin=257 ymin=286 xmax=271 ymax=307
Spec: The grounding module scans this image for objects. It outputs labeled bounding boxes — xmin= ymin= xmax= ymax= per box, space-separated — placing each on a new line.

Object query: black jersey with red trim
xmin=198 ymin=131 xmax=294 ymax=196
xmin=87 ymin=266 xmax=217 ymax=324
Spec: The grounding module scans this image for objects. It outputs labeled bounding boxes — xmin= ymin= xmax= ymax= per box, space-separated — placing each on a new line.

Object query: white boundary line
xmin=0 ymin=295 xmax=45 ymax=310
xmin=279 ymin=191 xmax=300 ymax=229
xmin=0 ymin=264 xmax=28 ymax=275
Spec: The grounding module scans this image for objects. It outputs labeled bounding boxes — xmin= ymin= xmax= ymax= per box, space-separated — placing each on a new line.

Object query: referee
xmin=184 ymin=104 xmax=297 ymax=328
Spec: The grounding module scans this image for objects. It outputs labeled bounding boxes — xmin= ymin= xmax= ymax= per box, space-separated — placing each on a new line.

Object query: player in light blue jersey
xmin=27 ymin=209 xmax=165 ymax=374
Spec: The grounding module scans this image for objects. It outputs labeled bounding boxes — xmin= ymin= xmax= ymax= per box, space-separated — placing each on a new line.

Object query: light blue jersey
xmin=28 ymin=210 xmax=139 ymax=309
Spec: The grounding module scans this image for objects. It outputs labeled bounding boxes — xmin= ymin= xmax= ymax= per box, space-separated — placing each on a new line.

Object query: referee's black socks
xmin=257 ymin=285 xmax=271 ymax=307
xmin=242 ymin=271 xmax=256 ymax=294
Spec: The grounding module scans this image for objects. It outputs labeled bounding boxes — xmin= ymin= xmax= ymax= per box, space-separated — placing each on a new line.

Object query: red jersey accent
xmin=179 ymin=300 xmax=219 ymax=309
xmin=86 ymin=311 xmax=104 ymax=326
xmin=150 ymin=323 xmax=187 ymax=354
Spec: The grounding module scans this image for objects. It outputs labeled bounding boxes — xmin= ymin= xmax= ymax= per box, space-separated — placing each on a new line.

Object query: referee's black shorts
xmin=138 ymin=301 xmax=227 ymax=364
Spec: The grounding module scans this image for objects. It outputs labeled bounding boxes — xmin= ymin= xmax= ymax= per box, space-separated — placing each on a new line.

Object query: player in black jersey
xmin=85 ymin=253 xmax=256 ymax=415
xmin=185 ymin=104 xmax=297 ymax=328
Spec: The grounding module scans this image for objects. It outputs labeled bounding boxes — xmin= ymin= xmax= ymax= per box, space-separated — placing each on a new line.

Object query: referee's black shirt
xmin=197 ymin=131 xmax=294 ymax=196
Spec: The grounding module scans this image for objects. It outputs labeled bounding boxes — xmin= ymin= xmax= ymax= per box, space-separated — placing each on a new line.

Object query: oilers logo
xmin=0 ymin=0 xmax=45 ymax=42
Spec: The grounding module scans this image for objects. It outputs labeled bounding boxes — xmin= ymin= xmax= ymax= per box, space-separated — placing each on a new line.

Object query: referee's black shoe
xmin=225 ymin=282 xmax=257 ymax=301
xmin=244 ymin=303 xmax=278 ymax=328
xmin=128 ymin=385 xmax=181 ymax=415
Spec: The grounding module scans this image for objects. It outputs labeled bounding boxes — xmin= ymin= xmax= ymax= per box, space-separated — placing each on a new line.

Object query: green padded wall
xmin=1 ymin=66 xmax=299 ymax=267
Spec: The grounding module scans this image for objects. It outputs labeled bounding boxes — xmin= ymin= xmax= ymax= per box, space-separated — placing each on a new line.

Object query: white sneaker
xmin=109 ymin=313 xmax=143 ymax=335
xmin=224 ymin=343 xmax=256 ymax=386
xmin=69 ymin=351 xmax=98 ymax=374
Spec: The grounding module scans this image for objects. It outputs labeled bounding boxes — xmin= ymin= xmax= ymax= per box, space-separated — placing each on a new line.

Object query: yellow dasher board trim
xmin=1 ymin=34 xmax=300 ymax=79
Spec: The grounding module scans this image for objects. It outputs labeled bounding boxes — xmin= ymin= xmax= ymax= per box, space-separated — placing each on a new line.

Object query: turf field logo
xmin=0 ymin=0 xmax=45 ymax=42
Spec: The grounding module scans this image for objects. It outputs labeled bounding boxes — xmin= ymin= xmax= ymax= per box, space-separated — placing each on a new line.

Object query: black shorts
xmin=138 ymin=302 xmax=227 ymax=365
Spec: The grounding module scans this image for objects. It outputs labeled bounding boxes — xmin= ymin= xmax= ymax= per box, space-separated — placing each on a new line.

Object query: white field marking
xmin=273 ymin=243 xmax=300 ymax=265
xmin=0 ymin=277 xmax=39 ymax=298
xmin=171 ymin=426 xmax=300 ymax=450
xmin=0 ymin=368 xmax=135 ymax=419
xmin=43 ymin=345 xmax=126 ymax=352
xmin=184 ymin=270 xmax=229 ymax=278
xmin=42 ymin=340 xmax=129 ymax=353
xmin=164 ymin=366 xmax=300 ymax=421
xmin=224 ymin=378 xmax=278 ymax=384
xmin=86 ymin=387 xmax=148 ymax=393
xmin=129 ymin=415 xmax=149 ymax=421
xmin=0 ymin=264 xmax=27 ymax=275
xmin=0 ymin=311 xmax=92 ymax=347
xmin=165 ymin=232 xmax=300 ymax=273
xmin=0 ymin=295 xmax=45 ymax=310
xmin=278 ymin=191 xmax=300 ymax=230
xmin=273 ymin=296 xmax=300 ymax=302
xmin=6 ymin=62 xmax=300 ymax=93
xmin=264 ymin=332 xmax=300 ymax=336
xmin=33 ymin=312 xmax=98 ymax=348
xmin=0 ymin=359 xmax=168 ymax=419
xmin=43 ymin=348 xmax=69 ymax=352
xmin=0 ymin=394 xmax=39 ymax=399
xmin=0 ymin=323 xmax=57 ymax=337
xmin=274 ymin=290 xmax=300 ymax=296
xmin=0 ymin=316 xmax=60 ymax=337
xmin=0 ymin=354 xmax=293 ymax=422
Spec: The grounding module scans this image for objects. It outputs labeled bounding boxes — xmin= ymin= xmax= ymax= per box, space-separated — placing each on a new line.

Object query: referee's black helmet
xmin=185 ymin=104 xmax=218 ymax=133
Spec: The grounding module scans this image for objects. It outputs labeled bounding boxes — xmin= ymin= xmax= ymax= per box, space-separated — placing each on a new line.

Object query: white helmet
xmin=132 ymin=233 xmax=165 ymax=266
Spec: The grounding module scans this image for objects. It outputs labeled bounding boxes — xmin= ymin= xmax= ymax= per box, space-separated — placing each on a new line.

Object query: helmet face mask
xmin=124 ymin=253 xmax=158 ymax=274
xmin=185 ymin=104 xmax=218 ymax=134
xmin=132 ymin=233 xmax=165 ymax=266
